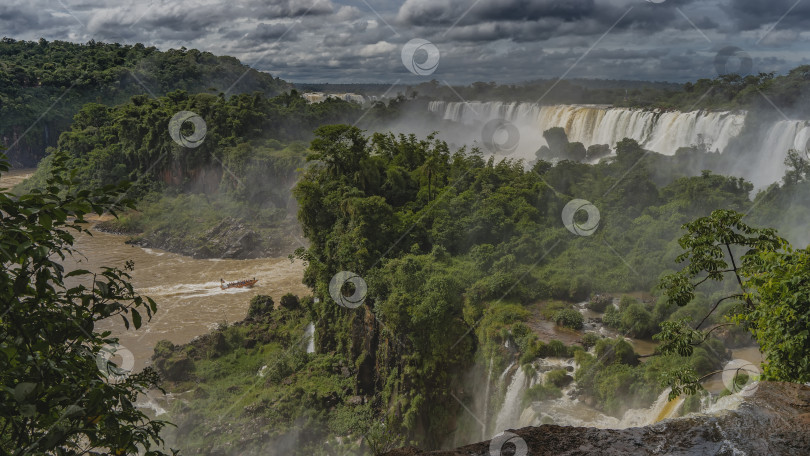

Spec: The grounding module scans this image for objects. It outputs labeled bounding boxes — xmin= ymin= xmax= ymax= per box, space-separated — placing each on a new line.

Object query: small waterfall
xmin=136 ymin=392 xmax=168 ymax=416
xmin=619 ymin=388 xmax=684 ymax=427
xmin=304 ymin=322 xmax=315 ymax=354
xmin=482 ymin=357 xmax=493 ymax=441
xmin=751 ymin=119 xmax=810 ymax=186
xmin=491 ymin=358 xmax=687 ymax=430
xmin=499 ymin=361 xmax=515 ymax=383
xmin=494 ymin=364 xmax=527 ymax=432
xmin=654 ymin=394 xmax=686 ymax=423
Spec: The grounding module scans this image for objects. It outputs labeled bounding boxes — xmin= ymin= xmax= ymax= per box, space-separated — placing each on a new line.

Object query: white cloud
xmin=358 ymin=41 xmax=397 ymax=57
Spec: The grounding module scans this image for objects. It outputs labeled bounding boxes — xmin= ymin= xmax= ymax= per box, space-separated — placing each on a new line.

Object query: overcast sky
xmin=2 ymin=0 xmax=809 ymax=84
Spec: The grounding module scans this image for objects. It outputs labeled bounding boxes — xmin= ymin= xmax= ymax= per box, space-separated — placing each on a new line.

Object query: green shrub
xmin=153 ymin=339 xmax=175 ymax=359
xmin=540 ymin=300 xmax=571 ymax=319
xmin=619 ymin=295 xmax=637 ymax=311
xmin=581 ymin=332 xmax=600 ymax=350
xmin=620 ymin=302 xmax=656 ymax=338
xmin=247 ymin=295 xmax=275 ymax=319
xmin=542 ymin=339 xmax=570 ymax=358
xmin=554 ymin=309 xmax=584 ymax=330
xmin=280 ymin=293 xmax=300 ymax=310
xmin=523 ymin=383 xmax=562 ymax=405
xmin=519 ymin=339 xmax=543 ymax=365
xmin=587 ymin=294 xmax=613 ymax=312
xmin=603 ymin=306 xmax=621 ymax=328
xmin=545 ymin=369 xmax=573 ymax=388
xmin=594 ymin=338 xmax=638 ymax=366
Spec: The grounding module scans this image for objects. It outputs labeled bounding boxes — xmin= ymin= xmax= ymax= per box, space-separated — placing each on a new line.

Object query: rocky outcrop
xmin=111 ymin=217 xmax=300 ymax=259
xmin=385 ymin=382 xmax=810 ymax=456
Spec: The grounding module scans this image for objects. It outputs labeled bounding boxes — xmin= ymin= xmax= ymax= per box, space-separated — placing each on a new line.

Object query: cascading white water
xmin=490 ymin=359 xmax=687 ymax=433
xmin=428 ymin=101 xmax=746 ymax=157
xmin=753 ymin=120 xmax=810 ymax=183
xmin=494 ymin=364 xmax=527 ymax=432
xmin=304 ymin=322 xmax=315 ymax=354
xmin=482 ymin=357 xmax=493 ymax=441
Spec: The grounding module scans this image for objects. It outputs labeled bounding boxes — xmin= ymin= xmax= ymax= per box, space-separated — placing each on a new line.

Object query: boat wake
xmin=138 ymin=281 xmax=254 ymax=300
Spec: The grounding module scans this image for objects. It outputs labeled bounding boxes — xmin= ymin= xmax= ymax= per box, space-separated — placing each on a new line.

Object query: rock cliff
xmin=385 ymin=382 xmax=810 ymax=456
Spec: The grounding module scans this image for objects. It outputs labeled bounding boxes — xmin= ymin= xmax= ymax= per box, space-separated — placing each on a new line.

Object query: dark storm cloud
xmin=726 ymin=0 xmax=810 ymax=31
xmin=0 ymin=2 xmax=69 ymax=37
xmin=1 ymin=0 xmax=808 ymax=83
xmin=396 ymin=0 xmax=704 ymax=33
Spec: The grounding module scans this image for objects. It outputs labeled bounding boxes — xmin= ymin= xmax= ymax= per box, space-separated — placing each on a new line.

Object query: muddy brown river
xmin=2 ymin=169 xmax=310 ymax=371
xmin=71 ymin=230 xmax=309 ymax=370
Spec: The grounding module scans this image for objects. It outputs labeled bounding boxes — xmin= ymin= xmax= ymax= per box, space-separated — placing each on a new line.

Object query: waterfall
xmin=428 ymin=101 xmax=746 ymax=157
xmin=753 ymin=119 xmax=810 ymax=184
xmin=654 ymin=394 xmax=686 ymax=423
xmin=488 ymin=357 xmax=689 ymax=432
xmin=304 ymin=322 xmax=315 ymax=354
xmin=482 ymin=357 xmax=493 ymax=440
xmin=618 ymin=388 xmax=684 ymax=427
xmin=494 ymin=364 xmax=527 ymax=432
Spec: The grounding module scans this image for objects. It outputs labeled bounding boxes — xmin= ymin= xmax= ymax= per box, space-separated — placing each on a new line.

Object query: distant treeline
xmin=370 ymin=66 xmax=810 ymax=118
xmin=0 ymin=38 xmax=292 ymax=166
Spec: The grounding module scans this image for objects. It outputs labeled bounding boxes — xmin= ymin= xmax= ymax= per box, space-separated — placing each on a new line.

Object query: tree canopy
xmin=0 ymin=151 xmax=173 ymax=455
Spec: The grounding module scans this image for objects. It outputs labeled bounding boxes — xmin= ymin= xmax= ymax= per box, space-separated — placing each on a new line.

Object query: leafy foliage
xmin=290 ymin=125 xmax=781 ymax=444
xmin=657 ymin=209 xmax=810 ymax=395
xmin=554 ymin=309 xmax=584 ymax=330
xmin=0 ymin=38 xmax=291 ymax=166
xmin=0 ymin=152 xmax=173 ymax=455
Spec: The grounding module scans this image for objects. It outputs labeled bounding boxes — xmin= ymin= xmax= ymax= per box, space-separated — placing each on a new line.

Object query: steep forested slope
xmin=0 ymin=38 xmax=291 ymax=166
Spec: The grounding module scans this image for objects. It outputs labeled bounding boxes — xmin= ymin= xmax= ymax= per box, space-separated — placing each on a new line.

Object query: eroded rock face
xmin=385 ymin=382 xmax=810 ymax=456
xmin=115 ymin=216 xmax=297 ymax=259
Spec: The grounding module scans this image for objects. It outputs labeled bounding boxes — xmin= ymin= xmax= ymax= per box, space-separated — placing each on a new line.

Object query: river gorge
xmin=2 ymin=159 xmax=772 ymax=452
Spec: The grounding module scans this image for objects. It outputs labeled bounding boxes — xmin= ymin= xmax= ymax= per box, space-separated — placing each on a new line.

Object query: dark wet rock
xmin=384 ymin=382 xmax=810 ymax=456
xmin=100 ymin=216 xmax=302 ymax=260
xmin=153 ymin=353 xmax=194 ymax=382
xmin=132 ymin=217 xmax=270 ymax=259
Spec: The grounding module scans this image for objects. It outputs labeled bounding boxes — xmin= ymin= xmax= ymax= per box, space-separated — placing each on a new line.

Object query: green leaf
xmin=131 ymin=309 xmax=142 ymax=329
xmin=39 ymin=213 xmax=52 ymax=229
xmin=64 ymin=404 xmax=85 ymax=418
xmin=14 ymin=382 xmax=37 ymax=403
xmin=66 ymin=269 xmax=92 ymax=278
xmin=20 ymin=404 xmax=36 ymax=418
